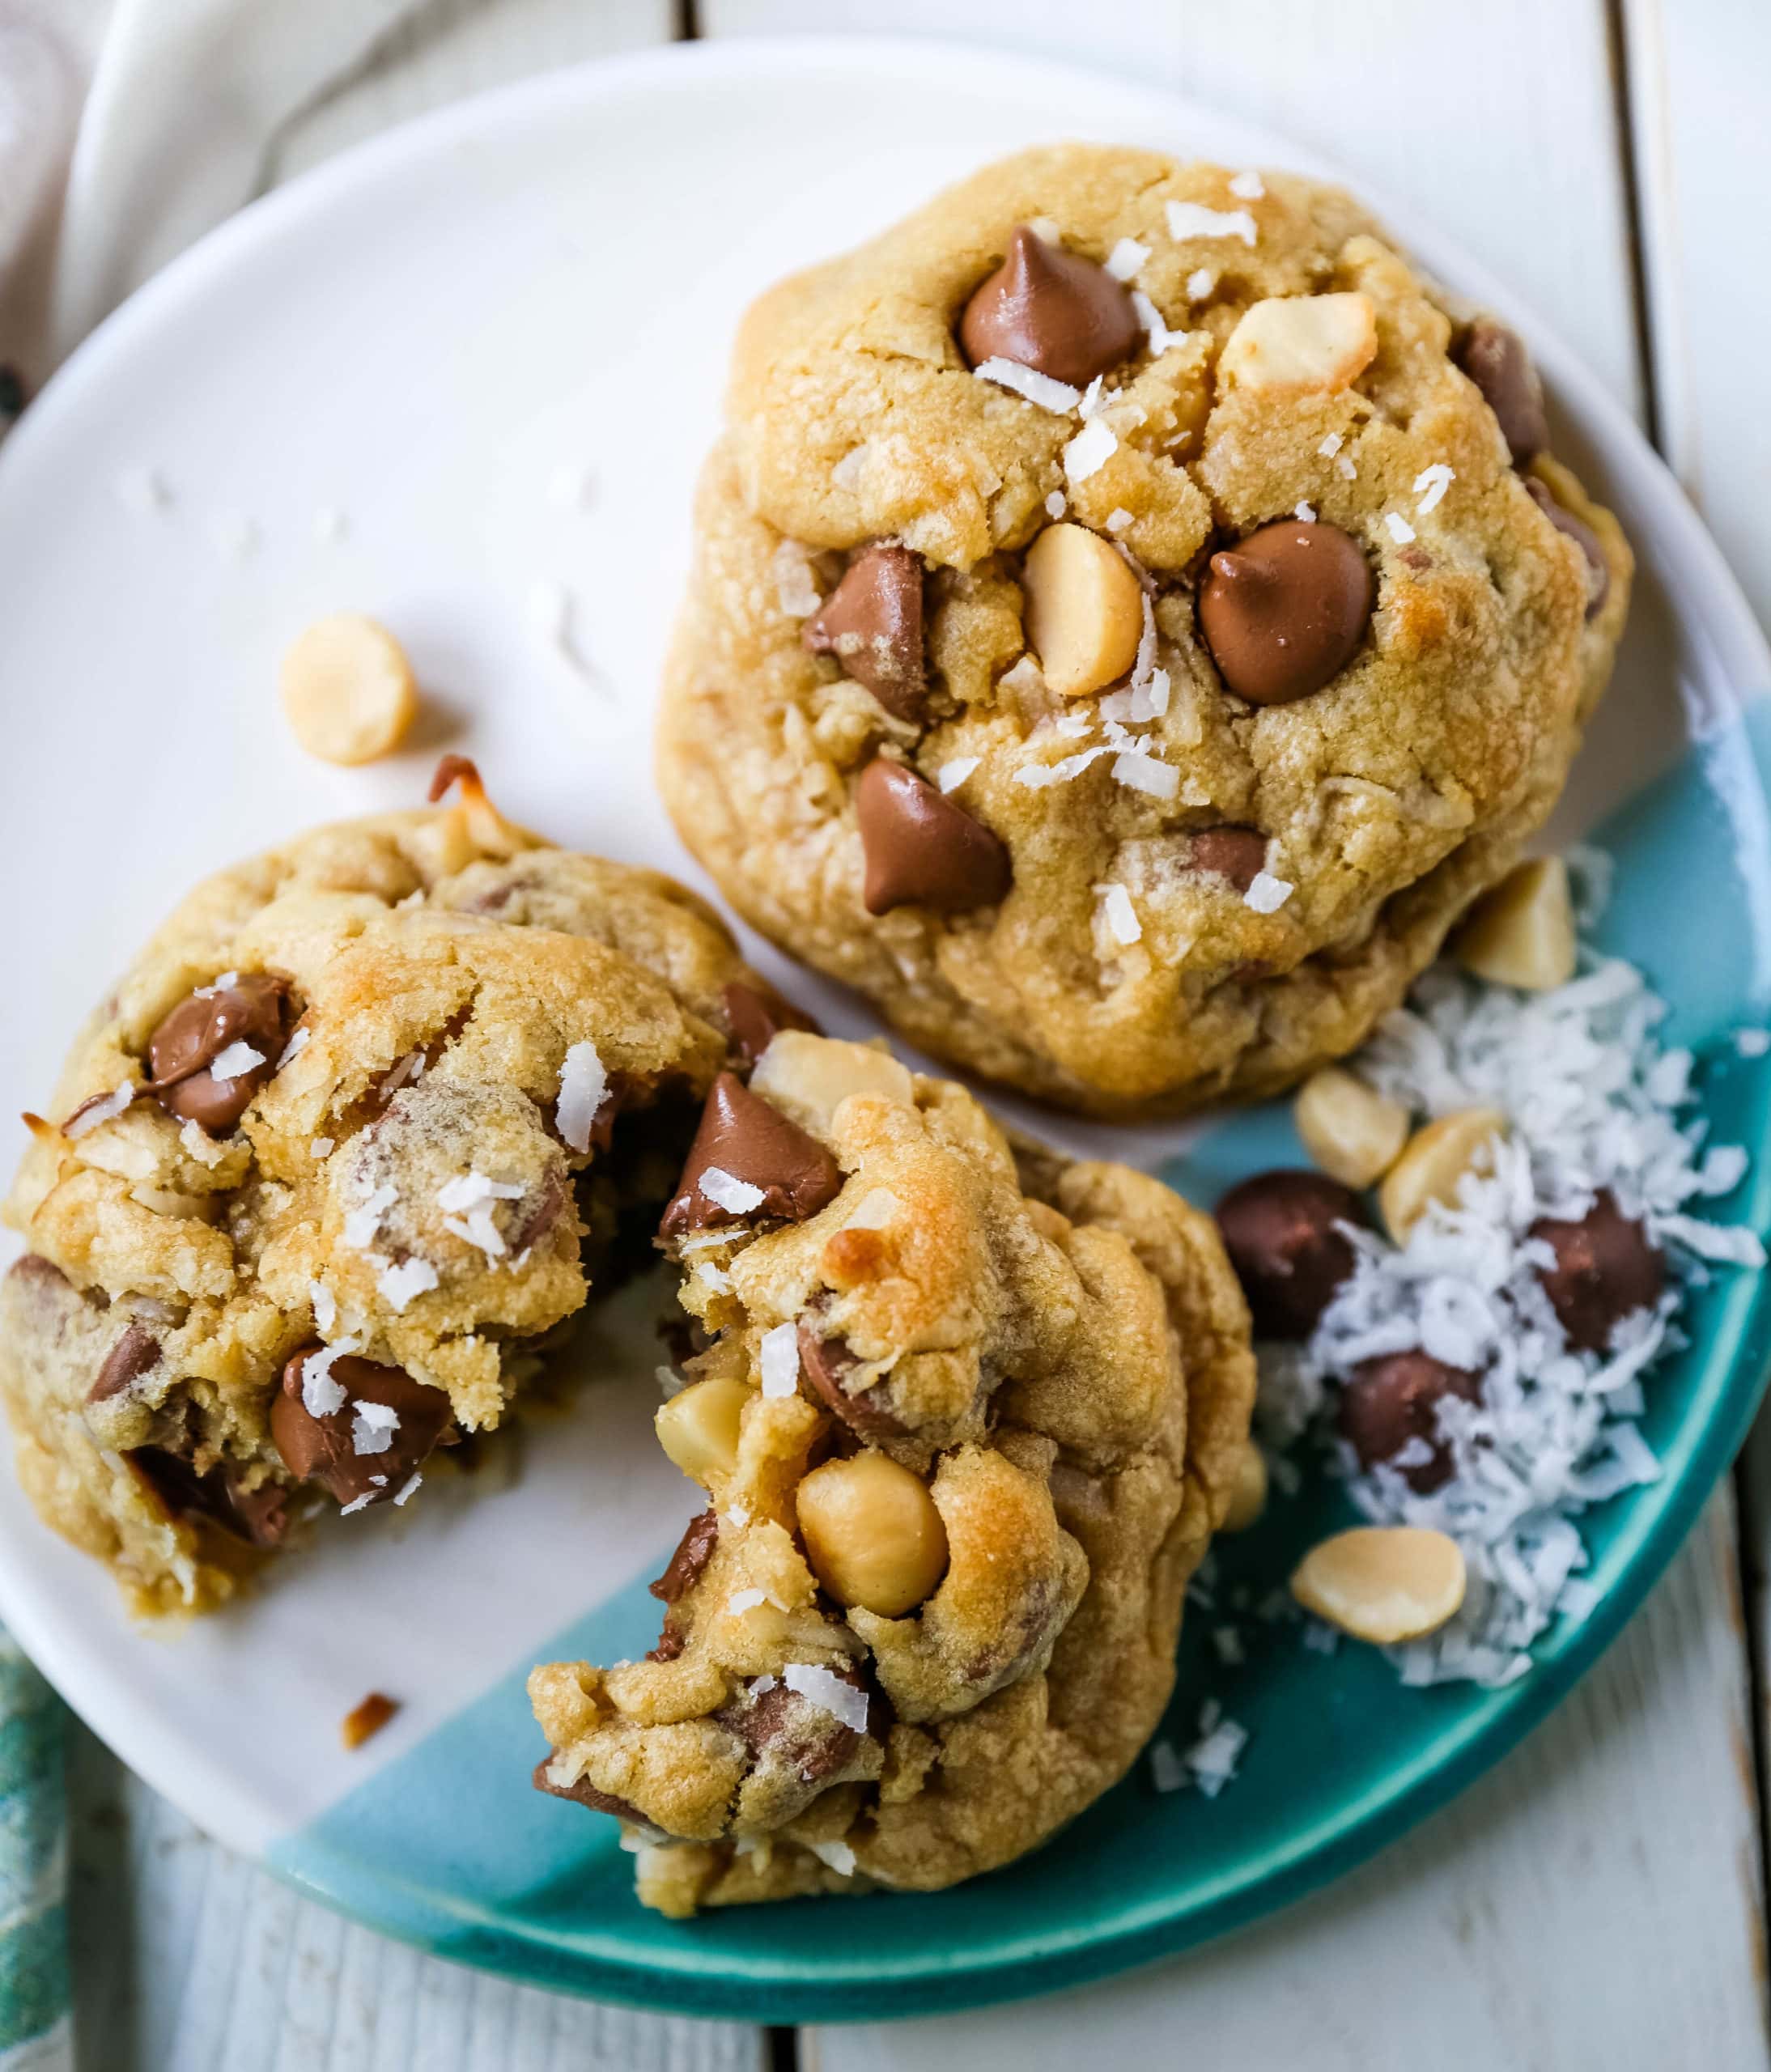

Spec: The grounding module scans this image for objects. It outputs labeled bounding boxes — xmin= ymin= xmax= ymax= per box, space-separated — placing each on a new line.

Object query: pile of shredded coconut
xmin=1257 ymin=853 xmax=1764 ymax=1689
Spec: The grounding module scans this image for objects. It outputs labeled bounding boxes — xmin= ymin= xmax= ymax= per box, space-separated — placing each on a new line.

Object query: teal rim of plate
xmin=268 ymin=705 xmax=1771 ymax=2024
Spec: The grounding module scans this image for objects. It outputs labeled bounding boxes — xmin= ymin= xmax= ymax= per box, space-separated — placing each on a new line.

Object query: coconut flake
xmin=700 ymin=1167 xmax=766 ymax=1216
xmin=973 ymin=357 xmax=1082 ymax=414
xmin=726 ymin=1589 xmax=770 ymax=1616
xmin=1228 ymin=170 xmax=1265 ymax=199
xmin=1044 ymin=490 xmax=1067 ymax=519
xmin=342 ymin=1182 xmax=397 ymax=1251
xmin=208 ymin=1041 xmax=265 ymax=1084
xmin=1244 ymin=870 xmax=1295 ymax=914
xmin=1106 ymin=508 xmax=1134 ymax=533
xmin=936 ymin=756 xmax=980 ymax=794
xmin=1111 ymin=751 xmax=1179 ymax=800
xmin=1105 ymin=236 xmax=1150 ymax=281
xmin=393 ymin=1471 xmax=423 ymax=1506
xmin=310 ymin=1137 xmax=333 ymax=1158
xmin=1413 ymin=463 xmax=1455 ymax=514
xmin=351 ymin=1400 xmax=400 ymax=1456
xmin=1149 ymin=1739 xmax=1187 ymax=1793
xmin=309 ymin=1281 xmax=338 ymax=1334
xmin=1185 ymin=267 xmax=1216 ymax=301
xmin=1295 ymin=500 xmax=1317 ymax=524
xmin=1384 ymin=512 xmax=1417 ymax=546
xmin=1097 ymin=883 xmax=1142 ymax=946
xmin=782 ymin=1663 xmax=871 ymax=1734
xmin=759 ymin=1321 xmax=801 ymax=1399
xmin=1336 ymin=454 xmax=1357 ymax=481
xmin=438 ymin=1171 xmax=525 ymax=1212
xmin=1064 ymin=418 xmax=1118 ymax=484
xmin=276 ymin=1025 xmax=311 ymax=1069
xmin=299 ymin=1338 xmax=359 ymax=1418
xmin=64 ymin=1082 xmax=137 ymax=1140
xmin=1318 ymin=432 xmax=1344 ymax=457
xmin=807 ymin=1838 xmax=858 ymax=1877
xmin=555 ymin=1040 xmax=607 ymax=1155
xmin=194 ymin=971 xmax=240 ymax=999
xmin=339 ymin=1490 xmax=377 ymax=1516
xmin=1166 ymin=199 xmax=1257 ymax=246
xmin=772 ymin=541 xmax=822 ymax=618
xmin=377 ymin=1257 xmax=438 ymax=1312
xmin=1735 ymin=1028 xmax=1771 ymax=1058
xmin=180 ymin=1119 xmax=227 ymax=1169
xmin=1131 ymin=290 xmax=1184 ymax=357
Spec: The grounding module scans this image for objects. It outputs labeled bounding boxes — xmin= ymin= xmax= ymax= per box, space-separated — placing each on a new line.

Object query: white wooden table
xmin=53 ymin=4 xmax=1771 ymax=2066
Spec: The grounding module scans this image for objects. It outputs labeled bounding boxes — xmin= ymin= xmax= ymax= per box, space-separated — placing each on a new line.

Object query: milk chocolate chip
xmin=1530 ymin=1191 xmax=1664 ymax=1352
xmin=1188 ymin=826 xmax=1268 ymax=893
xmin=1339 ymin=1351 xmax=1483 ymax=1492
xmin=721 ymin=980 xmax=820 ymax=1070
xmin=959 ymin=225 xmax=1140 ymax=388
xmin=271 ymin=1348 xmax=452 ymax=1507
xmin=89 ymin=1320 xmax=161 ymax=1403
xmin=1199 ymin=520 xmax=1374 ymax=707
xmin=803 ymin=545 xmax=927 ymax=721
xmin=124 ymin=1448 xmax=289 ymax=1548
xmin=855 ymin=758 xmax=1011 ymax=915
xmin=1216 ymin=1169 xmax=1371 ymax=1339
xmin=1455 ymin=319 xmax=1548 ymax=467
xmin=650 ymin=1507 xmax=719 ymax=1603
xmin=147 ymin=972 xmax=292 ymax=1132
xmin=531 ymin=1756 xmax=649 ymax=1825
xmin=1526 ymin=479 xmax=1609 ymax=619
xmin=660 ymin=1072 xmax=843 ymax=1237
xmin=796 ymin=1319 xmax=907 ymax=1438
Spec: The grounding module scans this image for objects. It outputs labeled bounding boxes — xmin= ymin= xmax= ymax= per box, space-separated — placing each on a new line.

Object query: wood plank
xmin=65 ymin=1722 xmax=762 ymax=2072
xmin=809 ymin=1497 xmax=1769 ymax=2072
xmin=703 ymin=0 xmax=1644 ymax=418
xmin=1620 ymin=0 xmax=1771 ymax=638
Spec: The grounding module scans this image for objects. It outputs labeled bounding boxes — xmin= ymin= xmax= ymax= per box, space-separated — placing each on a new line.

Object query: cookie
xmin=1 ymin=762 xmax=796 ymax=1613
xmin=656 ymin=145 xmax=1632 ymax=1119
xmin=529 ymin=1032 xmax=1255 ymax=1913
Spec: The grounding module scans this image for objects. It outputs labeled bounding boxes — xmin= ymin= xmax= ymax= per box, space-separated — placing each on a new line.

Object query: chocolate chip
xmin=124 ymin=1448 xmax=289 ymax=1547
xmin=147 ymin=973 xmax=292 ymax=1132
xmin=796 ymin=1321 xmax=906 ymax=1437
xmin=1199 ymin=520 xmax=1374 ymax=707
xmin=855 ymin=758 xmax=1011 ymax=915
xmin=660 ymin=1072 xmax=843 ymax=1238
xmin=804 ymin=546 xmax=927 ymax=721
xmin=531 ymin=1756 xmax=648 ymax=1824
xmin=1215 ymin=1169 xmax=1372 ymax=1339
xmin=650 ymin=1507 xmax=719 ymax=1603
xmin=270 ymin=1348 xmax=452 ymax=1508
xmin=645 ymin=1623 xmax=687 ymax=1663
xmin=958 ymin=226 xmax=1140 ymax=388
xmin=721 ymin=980 xmax=820 ymax=1070
xmin=1530 ymin=1190 xmax=1664 ymax=1352
xmin=60 ymin=1086 xmax=142 ymax=1135
xmin=1455 ymin=320 xmax=1548 ymax=468
xmin=88 ymin=1321 xmax=161 ymax=1403
xmin=716 ymin=1662 xmax=886 ymax=1780
xmin=1187 ymin=826 xmax=1268 ymax=893
xmin=1339 ymin=1351 xmax=1483 ymax=1492
xmin=1525 ymin=479 xmax=1609 ymax=620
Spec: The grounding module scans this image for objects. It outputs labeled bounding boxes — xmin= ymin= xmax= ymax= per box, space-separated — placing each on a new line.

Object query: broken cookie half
xmin=529 ymin=1032 xmax=1255 ymax=1913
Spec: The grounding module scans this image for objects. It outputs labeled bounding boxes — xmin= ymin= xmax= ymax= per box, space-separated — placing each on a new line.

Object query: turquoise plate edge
xmin=265 ymin=704 xmax=1771 ymax=2024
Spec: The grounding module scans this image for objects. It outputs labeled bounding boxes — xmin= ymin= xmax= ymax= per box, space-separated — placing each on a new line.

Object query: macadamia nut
xmin=279 ymin=613 xmax=418 ymax=766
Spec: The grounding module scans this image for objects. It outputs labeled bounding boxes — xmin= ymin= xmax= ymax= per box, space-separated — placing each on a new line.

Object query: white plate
xmin=0 ymin=35 xmax=1765 ymax=2009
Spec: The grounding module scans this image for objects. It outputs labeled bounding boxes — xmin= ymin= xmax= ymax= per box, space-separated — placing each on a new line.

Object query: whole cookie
xmin=529 ymin=1032 xmax=1255 ymax=1913
xmin=1 ymin=767 xmax=796 ymax=1613
xmin=656 ymin=145 xmax=1632 ymax=1119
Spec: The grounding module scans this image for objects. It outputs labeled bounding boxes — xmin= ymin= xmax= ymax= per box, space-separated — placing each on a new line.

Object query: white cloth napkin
xmin=0 ymin=0 xmax=669 ymax=382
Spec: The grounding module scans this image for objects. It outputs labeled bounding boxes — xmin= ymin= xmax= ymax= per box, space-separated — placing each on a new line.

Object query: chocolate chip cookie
xmin=656 ymin=145 xmax=1631 ymax=1119
xmin=1 ymin=764 xmax=797 ymax=1613
xmin=529 ymin=1032 xmax=1255 ymax=1913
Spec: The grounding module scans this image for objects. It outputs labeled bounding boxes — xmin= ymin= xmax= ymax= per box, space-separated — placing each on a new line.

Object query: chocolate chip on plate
xmin=959 ymin=225 xmax=1140 ymax=388
xmin=1199 ymin=520 xmax=1374 ymax=707
xmin=650 ymin=1507 xmax=720 ymax=1603
xmin=659 ymin=1071 xmax=843 ymax=1237
xmin=854 ymin=758 xmax=1011 ymax=916
xmin=88 ymin=1320 xmax=162 ymax=1403
xmin=720 ymin=979 xmax=820 ymax=1070
xmin=1525 ymin=479 xmax=1610 ymax=620
xmin=147 ymin=972 xmax=292 ymax=1132
xmin=803 ymin=545 xmax=927 ymax=721
xmin=1455 ymin=319 xmax=1548 ymax=469
xmin=270 ymin=1347 xmax=452 ymax=1507
xmin=1187 ymin=825 xmax=1269 ymax=893
xmin=1530 ymin=1190 xmax=1665 ymax=1352
xmin=1339 ymin=1350 xmax=1483 ymax=1492
xmin=796 ymin=1319 xmax=907 ymax=1437
xmin=1215 ymin=1169 xmax=1372 ymax=1339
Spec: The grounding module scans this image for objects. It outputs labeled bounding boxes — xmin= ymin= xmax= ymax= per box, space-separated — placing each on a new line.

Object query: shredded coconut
xmin=299 ymin=1338 xmax=359 ymax=1419
xmin=1096 ymin=882 xmax=1142 ymax=946
xmin=393 ymin=1472 xmax=423 ymax=1507
xmin=276 ymin=1026 xmax=311 ymax=1069
xmin=1413 ymin=463 xmax=1455 ymax=514
xmin=207 ymin=1041 xmax=264 ymax=1083
xmin=973 ymin=357 xmax=1082 ymax=414
xmin=194 ymin=971 xmax=240 ymax=999
xmin=1735 ymin=1028 xmax=1771 ymax=1058
xmin=1105 ymin=236 xmax=1149 ymax=282
xmin=310 ymin=1137 xmax=333 ymax=1158
xmin=180 ymin=1119 xmax=227 ymax=1169
xmin=1294 ymin=500 xmax=1316 ymax=524
xmin=700 ymin=1167 xmax=766 ymax=1216
xmin=308 ymin=1281 xmax=338 ymax=1335
xmin=1384 ymin=512 xmax=1417 ymax=545
xmin=1318 ymin=431 xmax=1344 ymax=457
xmin=1166 ymin=198 xmax=1257 ymax=247
xmin=1106 ymin=507 xmax=1134 ymax=533
xmin=758 ymin=1321 xmax=801 ymax=1399
xmin=1336 ymin=453 xmax=1357 ymax=480
xmin=1244 ymin=870 xmax=1295 ymax=915
xmin=555 ymin=1040 xmax=607 ymax=1154
xmin=807 ymin=1838 xmax=858 ymax=1877
xmin=772 ymin=540 xmax=821 ymax=618
xmin=1185 ymin=267 xmax=1216 ymax=301
xmin=726 ymin=1589 xmax=771 ymax=1616
xmin=1228 ymin=170 xmax=1265 ymax=199
xmin=351 ymin=1401 xmax=400 ymax=1456
xmin=782 ymin=1663 xmax=871 ymax=1734
xmin=1149 ymin=1739 xmax=1187 ymax=1794
xmin=1111 ymin=750 xmax=1179 ymax=800
xmin=376 ymin=1257 xmax=438 ymax=1312
xmin=339 ymin=1490 xmax=377 ymax=1516
xmin=936 ymin=756 xmax=980 ymax=794
xmin=64 ymin=1082 xmax=136 ymax=1140
xmin=1043 ymin=490 xmax=1066 ymax=519
xmin=1064 ymin=418 xmax=1117 ymax=484
xmin=1131 ymin=289 xmax=1184 ymax=356
xmin=342 ymin=1182 xmax=397 ymax=1251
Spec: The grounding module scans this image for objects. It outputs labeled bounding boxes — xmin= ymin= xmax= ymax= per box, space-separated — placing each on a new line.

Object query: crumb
xmin=342 ymin=1692 xmax=400 ymax=1749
